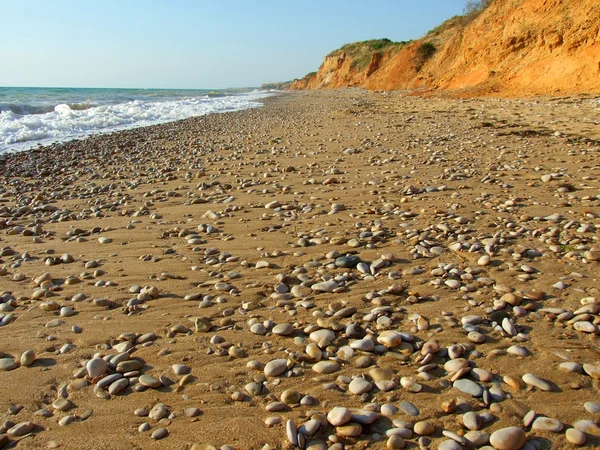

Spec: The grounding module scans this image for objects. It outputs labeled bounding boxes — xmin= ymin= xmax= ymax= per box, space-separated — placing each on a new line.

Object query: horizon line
xmin=0 ymin=85 xmax=259 ymax=91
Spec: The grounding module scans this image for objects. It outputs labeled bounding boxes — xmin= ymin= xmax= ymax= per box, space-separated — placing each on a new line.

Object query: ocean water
xmin=0 ymin=87 xmax=273 ymax=153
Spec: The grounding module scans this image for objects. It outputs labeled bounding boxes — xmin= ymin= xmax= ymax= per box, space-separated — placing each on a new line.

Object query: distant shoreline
xmin=0 ymin=91 xmax=291 ymax=164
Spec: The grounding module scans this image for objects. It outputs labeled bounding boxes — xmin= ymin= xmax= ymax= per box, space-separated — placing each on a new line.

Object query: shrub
xmin=415 ymin=42 xmax=436 ymax=71
xmin=417 ymin=42 xmax=436 ymax=61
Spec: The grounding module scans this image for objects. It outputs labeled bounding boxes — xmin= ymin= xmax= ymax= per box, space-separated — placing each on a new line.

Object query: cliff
xmin=290 ymin=0 xmax=600 ymax=96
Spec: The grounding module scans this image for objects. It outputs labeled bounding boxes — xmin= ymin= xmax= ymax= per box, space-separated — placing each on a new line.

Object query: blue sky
xmin=1 ymin=0 xmax=467 ymax=89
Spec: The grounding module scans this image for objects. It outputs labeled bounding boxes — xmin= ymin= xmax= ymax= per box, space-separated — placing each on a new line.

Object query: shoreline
xmin=0 ymin=89 xmax=281 ymax=156
xmin=0 ymin=89 xmax=599 ymax=449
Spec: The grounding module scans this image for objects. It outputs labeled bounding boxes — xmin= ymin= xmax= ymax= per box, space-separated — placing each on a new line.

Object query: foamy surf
xmin=0 ymin=89 xmax=272 ymax=153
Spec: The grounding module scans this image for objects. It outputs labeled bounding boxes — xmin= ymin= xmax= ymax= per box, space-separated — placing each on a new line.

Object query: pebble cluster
xmin=0 ymin=90 xmax=600 ymax=449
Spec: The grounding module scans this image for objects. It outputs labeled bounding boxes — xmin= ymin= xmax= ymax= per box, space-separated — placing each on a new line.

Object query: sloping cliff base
xmin=1 ymin=90 xmax=600 ymax=449
xmin=291 ymin=0 xmax=600 ymax=97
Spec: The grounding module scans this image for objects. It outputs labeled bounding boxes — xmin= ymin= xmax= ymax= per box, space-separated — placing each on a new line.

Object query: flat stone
xmin=522 ymin=373 xmax=552 ymax=391
xmin=311 ymin=280 xmax=339 ymax=292
xmin=531 ymin=417 xmax=563 ymax=432
xmin=151 ymin=427 xmax=168 ymax=440
xmin=453 ymin=379 xmax=483 ymax=397
xmin=336 ymin=423 xmax=362 ymax=437
xmin=52 ymin=398 xmax=73 ymax=411
xmin=335 ymin=255 xmax=360 ymax=268
xmin=273 ymin=323 xmax=294 ymax=335
xmin=584 ymin=401 xmax=600 ymax=414
xmin=139 ymin=375 xmax=162 ymax=388
xmin=583 ymin=363 xmax=600 ymax=379
xmin=7 ymin=421 xmax=34 ymax=437
xmin=350 ymin=409 xmax=379 ymax=425
xmin=464 ymin=431 xmax=490 ymax=447
xmin=0 ymin=358 xmax=17 ymax=371
xmin=286 ymin=419 xmax=298 ymax=446
xmin=264 ymin=359 xmax=288 ymax=377
xmin=312 ymin=361 xmax=340 ymax=374
xmin=398 ymin=401 xmax=419 ymax=417
xmin=309 ymin=329 xmax=335 ymax=342
xmin=108 ymin=378 xmax=129 ymax=395
xmin=97 ymin=373 xmax=122 ymax=390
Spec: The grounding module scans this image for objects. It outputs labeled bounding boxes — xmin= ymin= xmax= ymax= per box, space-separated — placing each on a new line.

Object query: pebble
xmin=264 ymin=359 xmax=288 ymax=377
xmin=453 ymin=379 xmax=483 ymax=397
xmin=566 ymin=428 xmax=586 ymax=445
xmin=348 ymin=377 xmax=372 ymax=394
xmin=522 ymin=373 xmax=552 ymax=391
xmin=489 ymin=427 xmax=526 ymax=450
xmin=312 ymin=361 xmax=340 ymax=374
xmin=327 ymin=407 xmax=352 ymax=426
xmin=413 ymin=421 xmax=434 ymax=436
xmin=0 ymin=358 xmax=17 ymax=371
xmin=531 ymin=417 xmax=563 ymax=432
xmin=20 ymin=350 xmax=36 ymax=367
xmin=152 ymin=427 xmax=169 ymax=440
xmin=86 ymin=358 xmax=108 ymax=378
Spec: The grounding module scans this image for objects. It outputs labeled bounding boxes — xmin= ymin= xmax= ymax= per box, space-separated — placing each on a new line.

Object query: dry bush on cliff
xmin=463 ymin=0 xmax=493 ymax=21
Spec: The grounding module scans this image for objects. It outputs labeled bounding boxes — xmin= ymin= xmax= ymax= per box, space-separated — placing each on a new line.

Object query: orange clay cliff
xmin=289 ymin=0 xmax=600 ymax=96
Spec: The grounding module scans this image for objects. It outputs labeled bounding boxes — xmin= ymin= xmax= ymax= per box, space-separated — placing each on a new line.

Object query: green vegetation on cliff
xmin=327 ymin=38 xmax=409 ymax=71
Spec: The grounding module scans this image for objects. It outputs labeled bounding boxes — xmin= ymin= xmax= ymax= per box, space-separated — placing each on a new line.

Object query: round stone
xmin=438 ymin=440 xmax=462 ymax=450
xmin=20 ymin=350 xmax=36 ymax=367
xmin=281 ymin=390 xmax=302 ymax=404
xmin=565 ymin=428 xmax=586 ymax=445
xmin=463 ymin=412 xmax=482 ymax=431
xmin=349 ymin=377 xmax=372 ymax=395
xmin=327 ymin=407 xmax=352 ymax=426
xmin=414 ymin=421 xmax=435 ymax=436
xmin=489 ymin=427 xmax=526 ymax=450
xmin=386 ymin=435 xmax=405 ymax=449
xmin=86 ymin=358 xmax=109 ymax=378
xmin=172 ymin=364 xmax=190 ymax=375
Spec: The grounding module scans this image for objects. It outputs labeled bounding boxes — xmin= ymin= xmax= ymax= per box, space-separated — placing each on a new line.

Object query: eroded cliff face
xmin=291 ymin=0 xmax=600 ymax=95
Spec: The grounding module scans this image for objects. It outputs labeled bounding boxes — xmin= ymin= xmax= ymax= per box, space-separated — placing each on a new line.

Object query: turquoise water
xmin=0 ymin=86 xmax=272 ymax=153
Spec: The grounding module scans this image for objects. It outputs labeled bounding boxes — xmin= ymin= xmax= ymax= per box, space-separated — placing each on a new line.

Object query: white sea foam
xmin=0 ymin=92 xmax=271 ymax=153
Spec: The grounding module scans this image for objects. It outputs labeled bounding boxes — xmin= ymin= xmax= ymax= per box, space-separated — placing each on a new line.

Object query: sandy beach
xmin=1 ymin=89 xmax=600 ymax=449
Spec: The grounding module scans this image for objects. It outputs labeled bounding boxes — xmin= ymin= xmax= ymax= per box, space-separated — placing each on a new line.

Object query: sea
xmin=0 ymin=86 xmax=274 ymax=154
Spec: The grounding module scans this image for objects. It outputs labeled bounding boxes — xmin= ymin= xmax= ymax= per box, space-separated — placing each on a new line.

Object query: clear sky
xmin=1 ymin=0 xmax=468 ymax=89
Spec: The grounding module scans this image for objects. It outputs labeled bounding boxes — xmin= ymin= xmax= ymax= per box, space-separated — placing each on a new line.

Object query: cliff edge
xmin=290 ymin=0 xmax=600 ymax=96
